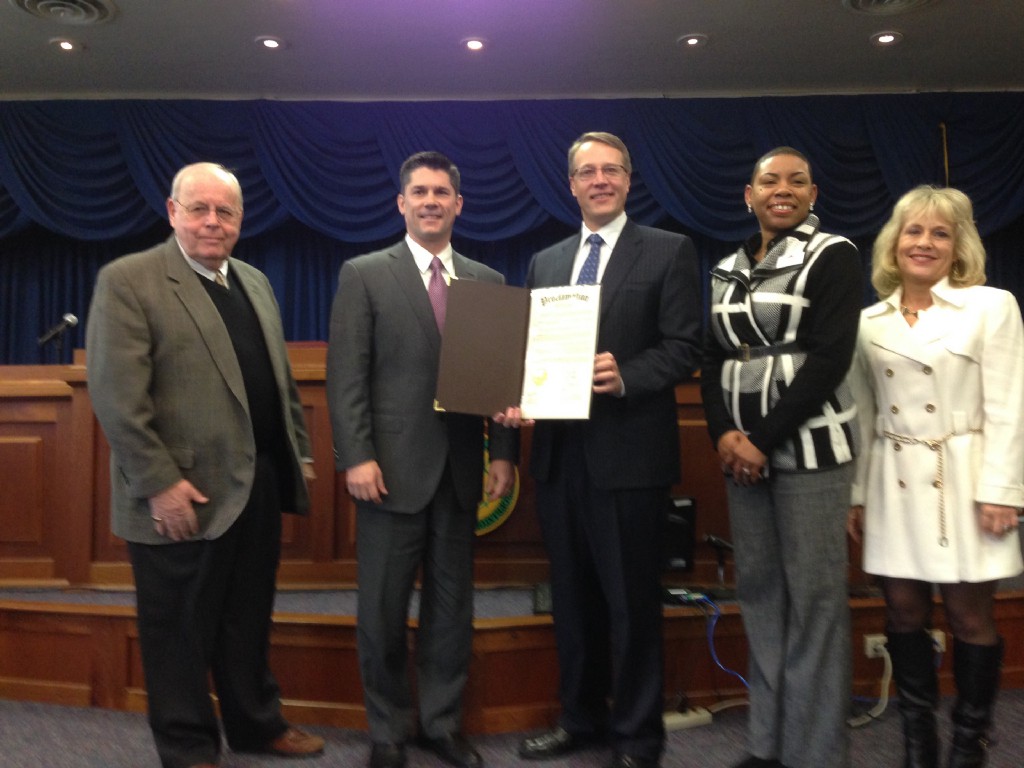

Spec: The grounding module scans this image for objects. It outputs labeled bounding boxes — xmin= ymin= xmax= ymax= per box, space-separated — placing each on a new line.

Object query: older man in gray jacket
xmin=87 ymin=162 xmax=323 ymax=768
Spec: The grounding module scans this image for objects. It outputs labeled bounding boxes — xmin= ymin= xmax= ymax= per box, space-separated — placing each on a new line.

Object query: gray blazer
xmin=86 ymin=235 xmax=311 ymax=544
xmin=327 ymin=240 xmax=517 ymax=514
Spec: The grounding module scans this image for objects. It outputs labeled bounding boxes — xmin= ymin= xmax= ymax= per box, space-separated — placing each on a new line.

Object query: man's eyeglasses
xmin=571 ymin=164 xmax=629 ymax=182
xmin=174 ymin=199 xmax=241 ymax=225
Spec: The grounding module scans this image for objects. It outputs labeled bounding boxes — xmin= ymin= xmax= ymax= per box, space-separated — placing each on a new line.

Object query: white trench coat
xmin=849 ymin=280 xmax=1024 ymax=583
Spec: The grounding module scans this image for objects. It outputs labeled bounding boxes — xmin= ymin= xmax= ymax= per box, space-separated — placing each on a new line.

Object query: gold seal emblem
xmin=476 ymin=431 xmax=519 ymax=536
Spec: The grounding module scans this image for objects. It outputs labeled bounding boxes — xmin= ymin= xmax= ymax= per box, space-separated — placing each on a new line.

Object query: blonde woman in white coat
xmin=848 ymin=186 xmax=1023 ymax=768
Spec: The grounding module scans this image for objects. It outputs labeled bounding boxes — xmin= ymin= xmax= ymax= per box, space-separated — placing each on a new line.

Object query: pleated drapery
xmin=4 ymin=94 xmax=1024 ymax=363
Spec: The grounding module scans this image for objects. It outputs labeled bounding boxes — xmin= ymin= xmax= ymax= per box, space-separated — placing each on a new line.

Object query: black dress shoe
xmin=418 ymin=733 xmax=482 ymax=768
xmin=605 ymin=754 xmax=660 ymax=768
xmin=518 ymin=726 xmax=587 ymax=760
xmin=370 ymin=741 xmax=407 ymax=768
xmin=732 ymin=757 xmax=783 ymax=768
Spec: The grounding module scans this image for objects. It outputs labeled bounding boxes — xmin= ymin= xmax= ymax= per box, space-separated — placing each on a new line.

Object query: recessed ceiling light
xmin=676 ymin=33 xmax=708 ymax=49
xmin=462 ymin=37 xmax=485 ymax=51
xmin=49 ymin=37 xmax=79 ymax=52
xmin=870 ymin=30 xmax=904 ymax=46
xmin=255 ymin=35 xmax=284 ymax=50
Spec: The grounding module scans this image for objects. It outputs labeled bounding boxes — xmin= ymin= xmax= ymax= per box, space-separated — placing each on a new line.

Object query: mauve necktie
xmin=576 ymin=233 xmax=603 ymax=285
xmin=428 ymin=256 xmax=448 ymax=331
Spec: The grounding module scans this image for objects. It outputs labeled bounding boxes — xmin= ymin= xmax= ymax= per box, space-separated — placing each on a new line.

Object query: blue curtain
xmin=3 ymin=94 xmax=1024 ymax=363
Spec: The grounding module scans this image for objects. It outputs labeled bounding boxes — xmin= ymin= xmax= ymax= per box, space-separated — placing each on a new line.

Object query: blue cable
xmin=696 ymin=595 xmax=749 ymax=689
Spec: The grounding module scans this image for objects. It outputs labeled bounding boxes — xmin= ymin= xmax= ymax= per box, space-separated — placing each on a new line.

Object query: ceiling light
xmin=255 ymin=36 xmax=284 ymax=50
xmin=870 ymin=30 xmax=904 ymax=46
xmin=462 ymin=38 xmax=485 ymax=51
xmin=49 ymin=37 xmax=79 ymax=52
xmin=676 ymin=34 xmax=708 ymax=49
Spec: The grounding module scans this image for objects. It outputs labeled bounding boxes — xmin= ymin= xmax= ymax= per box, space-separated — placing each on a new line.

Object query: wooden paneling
xmin=0 ymin=593 xmax=1022 ymax=733
xmin=3 ymin=348 xmax=1023 ymax=733
xmin=0 ymin=372 xmax=94 ymax=583
xmin=0 ymin=346 xmax=740 ymax=589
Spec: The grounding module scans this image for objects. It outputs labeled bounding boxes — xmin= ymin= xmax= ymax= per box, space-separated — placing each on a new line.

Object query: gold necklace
xmin=900 ymin=305 xmax=919 ymax=317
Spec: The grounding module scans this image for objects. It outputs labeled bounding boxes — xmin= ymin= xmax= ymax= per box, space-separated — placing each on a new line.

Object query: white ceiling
xmin=1 ymin=0 xmax=1022 ymax=101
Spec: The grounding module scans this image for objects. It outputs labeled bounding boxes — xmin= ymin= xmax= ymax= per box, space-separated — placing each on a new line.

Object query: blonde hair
xmin=567 ymin=132 xmax=632 ymax=177
xmin=871 ymin=185 xmax=986 ymax=298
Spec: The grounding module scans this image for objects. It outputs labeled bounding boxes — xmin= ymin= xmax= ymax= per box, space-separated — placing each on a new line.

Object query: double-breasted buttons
xmin=898 ymin=480 xmax=906 ymax=488
xmin=922 ymin=365 xmax=933 ymax=375
xmin=891 ymin=405 xmax=899 ymax=414
xmin=885 ymin=368 xmax=894 ymax=377
xmin=925 ymin=404 xmax=936 ymax=413
xmin=894 ymin=443 xmax=902 ymax=452
xmin=933 ymin=479 xmax=942 ymax=488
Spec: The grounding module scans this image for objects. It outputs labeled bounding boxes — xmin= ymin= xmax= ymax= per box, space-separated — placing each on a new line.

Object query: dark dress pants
xmin=536 ymin=426 xmax=667 ymax=762
xmin=355 ymin=466 xmax=475 ymax=744
xmin=128 ymin=454 xmax=288 ymax=768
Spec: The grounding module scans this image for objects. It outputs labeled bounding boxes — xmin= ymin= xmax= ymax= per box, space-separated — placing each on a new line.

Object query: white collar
xmin=406 ymin=234 xmax=455 ymax=277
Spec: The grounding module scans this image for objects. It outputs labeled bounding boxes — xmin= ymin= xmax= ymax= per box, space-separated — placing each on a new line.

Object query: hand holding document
xmin=434 ymin=280 xmax=601 ymax=419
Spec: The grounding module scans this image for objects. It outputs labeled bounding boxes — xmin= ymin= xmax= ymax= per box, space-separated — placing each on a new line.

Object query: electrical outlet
xmin=863 ymin=630 xmax=946 ymax=658
xmin=664 ymin=706 xmax=712 ymax=730
xmin=863 ymin=633 xmax=887 ymax=658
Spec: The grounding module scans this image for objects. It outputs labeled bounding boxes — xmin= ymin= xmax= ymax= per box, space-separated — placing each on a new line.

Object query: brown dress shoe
xmin=265 ymin=726 xmax=326 ymax=757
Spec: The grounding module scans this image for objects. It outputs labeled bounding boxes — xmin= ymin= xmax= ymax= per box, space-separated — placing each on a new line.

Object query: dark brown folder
xmin=434 ymin=279 xmax=530 ymax=416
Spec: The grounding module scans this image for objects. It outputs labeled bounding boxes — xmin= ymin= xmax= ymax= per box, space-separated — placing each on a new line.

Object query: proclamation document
xmin=519 ymin=285 xmax=600 ymax=420
xmin=434 ymin=281 xmax=601 ymax=418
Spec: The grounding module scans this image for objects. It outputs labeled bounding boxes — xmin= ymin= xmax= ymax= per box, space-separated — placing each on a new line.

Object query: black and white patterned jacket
xmin=701 ymin=214 xmax=863 ymax=472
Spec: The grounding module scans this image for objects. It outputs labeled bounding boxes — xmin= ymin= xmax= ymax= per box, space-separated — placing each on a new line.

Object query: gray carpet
xmin=1 ymin=693 xmax=1023 ymax=767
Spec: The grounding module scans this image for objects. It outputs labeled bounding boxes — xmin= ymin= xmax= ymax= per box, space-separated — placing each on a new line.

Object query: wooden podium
xmin=0 ymin=343 xmax=745 ymax=590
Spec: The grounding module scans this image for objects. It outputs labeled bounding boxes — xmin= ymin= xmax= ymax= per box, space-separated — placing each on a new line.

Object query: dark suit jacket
xmin=86 ymin=235 xmax=312 ymax=544
xmin=327 ymin=240 xmax=517 ymax=513
xmin=527 ymin=220 xmax=702 ymax=489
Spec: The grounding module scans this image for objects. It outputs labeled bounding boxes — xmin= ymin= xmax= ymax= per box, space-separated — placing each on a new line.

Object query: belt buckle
xmin=738 ymin=342 xmax=751 ymax=362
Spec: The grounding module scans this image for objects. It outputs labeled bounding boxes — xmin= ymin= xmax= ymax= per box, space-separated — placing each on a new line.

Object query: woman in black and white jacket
xmin=701 ymin=146 xmax=863 ymax=768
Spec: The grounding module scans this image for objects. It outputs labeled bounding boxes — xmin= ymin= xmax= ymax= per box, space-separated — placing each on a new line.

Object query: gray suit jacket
xmin=327 ymin=240 xmax=517 ymax=514
xmin=86 ymin=235 xmax=311 ymax=544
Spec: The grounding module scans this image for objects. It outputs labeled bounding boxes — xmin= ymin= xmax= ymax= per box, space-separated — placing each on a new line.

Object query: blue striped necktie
xmin=576 ymin=233 xmax=603 ymax=285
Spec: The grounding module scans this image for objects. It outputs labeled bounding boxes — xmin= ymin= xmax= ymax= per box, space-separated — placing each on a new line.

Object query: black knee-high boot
xmin=948 ymin=637 xmax=1003 ymax=768
xmin=887 ymin=630 xmax=939 ymax=768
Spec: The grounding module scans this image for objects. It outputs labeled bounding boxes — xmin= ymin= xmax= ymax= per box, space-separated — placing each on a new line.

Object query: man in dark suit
xmin=326 ymin=151 xmax=517 ymax=768
xmin=514 ymin=133 xmax=702 ymax=768
xmin=86 ymin=162 xmax=324 ymax=767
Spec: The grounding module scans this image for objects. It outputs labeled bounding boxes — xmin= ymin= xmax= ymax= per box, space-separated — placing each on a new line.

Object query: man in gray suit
xmin=327 ymin=151 xmax=517 ymax=768
xmin=513 ymin=133 xmax=701 ymax=768
xmin=87 ymin=162 xmax=324 ymax=768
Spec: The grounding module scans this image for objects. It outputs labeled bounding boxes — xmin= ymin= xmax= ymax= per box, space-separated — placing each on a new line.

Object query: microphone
xmin=704 ymin=534 xmax=734 ymax=552
xmin=37 ymin=313 xmax=78 ymax=346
